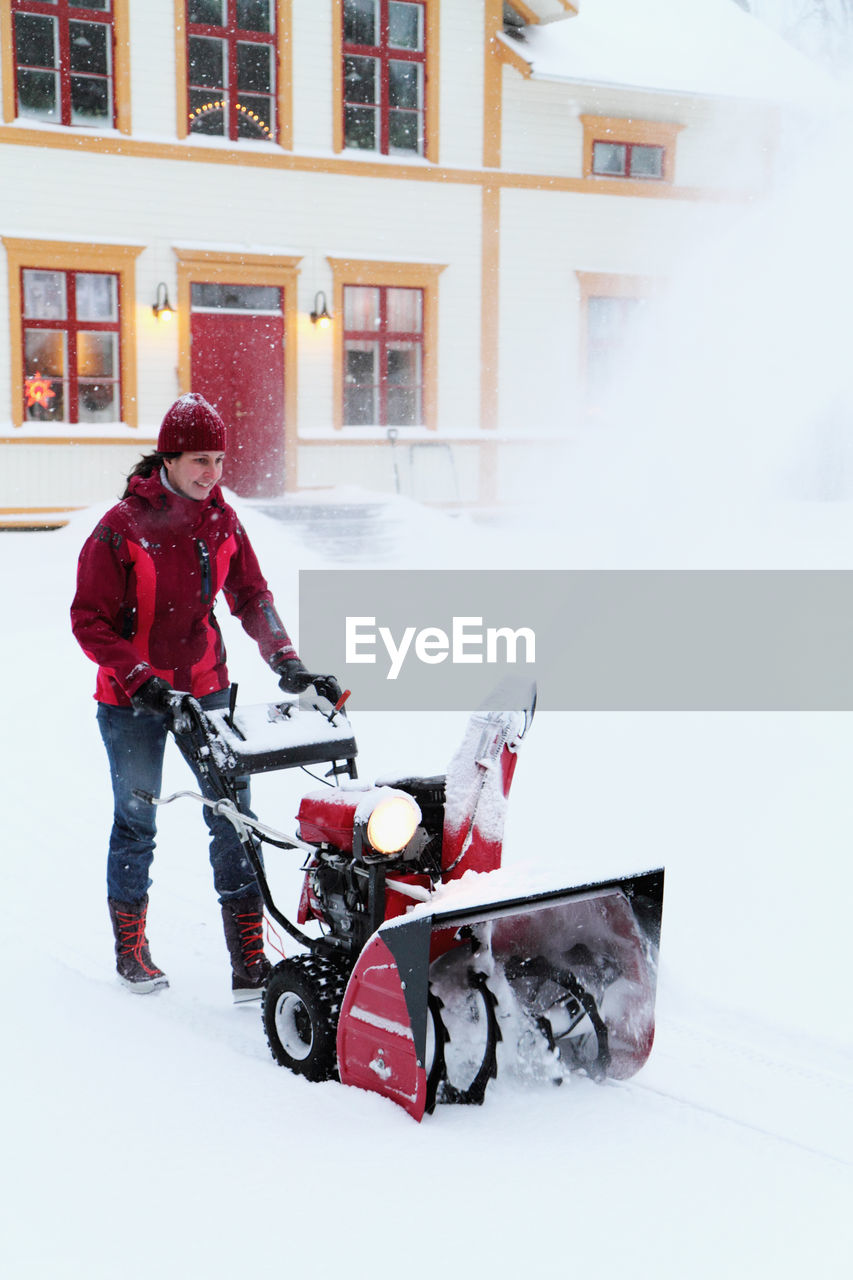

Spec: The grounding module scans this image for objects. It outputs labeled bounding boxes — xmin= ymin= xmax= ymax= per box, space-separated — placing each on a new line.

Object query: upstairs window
xmin=12 ymin=0 xmax=116 ymax=128
xmin=343 ymin=284 xmax=424 ymax=426
xmin=342 ymin=0 xmax=426 ymax=156
xmin=580 ymin=115 xmax=682 ymax=185
xmin=21 ymin=267 xmax=122 ymax=423
xmin=186 ymin=0 xmax=277 ymax=141
xmin=592 ymin=141 xmax=664 ymax=181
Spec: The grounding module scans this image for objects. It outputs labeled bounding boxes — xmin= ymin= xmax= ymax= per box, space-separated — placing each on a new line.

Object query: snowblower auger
xmin=143 ymin=682 xmax=664 ymax=1120
xmin=335 ymin=868 xmax=663 ymax=1120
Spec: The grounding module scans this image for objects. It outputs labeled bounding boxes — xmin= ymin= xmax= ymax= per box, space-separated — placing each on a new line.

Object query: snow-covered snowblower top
xmin=203 ymin=700 xmax=358 ymax=777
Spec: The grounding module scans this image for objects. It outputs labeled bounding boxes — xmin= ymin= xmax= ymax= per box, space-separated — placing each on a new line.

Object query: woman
xmin=71 ymin=393 xmax=340 ymax=1000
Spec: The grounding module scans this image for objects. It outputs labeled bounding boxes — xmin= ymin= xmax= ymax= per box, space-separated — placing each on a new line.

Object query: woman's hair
xmin=122 ymin=451 xmax=180 ymax=498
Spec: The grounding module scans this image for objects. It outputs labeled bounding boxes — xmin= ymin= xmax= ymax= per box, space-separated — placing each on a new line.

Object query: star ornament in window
xmin=25 ymin=371 xmax=56 ymax=410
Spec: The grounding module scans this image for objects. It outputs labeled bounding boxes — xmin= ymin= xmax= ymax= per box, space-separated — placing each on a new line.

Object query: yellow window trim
xmin=2 ymin=236 xmax=144 ymax=429
xmin=278 ymin=0 xmax=294 ymax=149
xmin=580 ymin=115 xmax=685 ymax=184
xmin=114 ymin=0 xmax=132 ymax=135
xmin=332 ymin=0 xmax=343 ymax=152
xmin=332 ymin=0 xmax=440 ymax=163
xmin=174 ymin=0 xmax=293 ymax=148
xmin=1 ymin=0 xmax=132 ymax=133
xmin=175 ymin=0 xmax=187 ymax=139
xmin=0 ymin=3 xmax=12 ymax=126
xmin=173 ymin=247 xmax=302 ymax=491
xmin=326 ymin=256 xmax=446 ymax=432
xmin=576 ymin=270 xmax=657 ymax=301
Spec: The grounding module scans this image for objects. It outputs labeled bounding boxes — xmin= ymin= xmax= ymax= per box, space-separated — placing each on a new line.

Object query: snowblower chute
xmin=145 ymin=682 xmax=664 ymax=1120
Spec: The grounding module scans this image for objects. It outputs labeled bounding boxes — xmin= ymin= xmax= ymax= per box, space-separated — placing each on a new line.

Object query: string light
xmin=187 ymin=100 xmax=272 ymax=138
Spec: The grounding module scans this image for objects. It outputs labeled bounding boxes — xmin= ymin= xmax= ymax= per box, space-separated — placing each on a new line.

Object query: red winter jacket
xmin=71 ymin=471 xmax=296 ymax=706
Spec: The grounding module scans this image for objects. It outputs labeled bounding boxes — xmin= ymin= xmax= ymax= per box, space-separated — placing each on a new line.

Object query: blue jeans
xmin=97 ymin=689 xmax=261 ymax=906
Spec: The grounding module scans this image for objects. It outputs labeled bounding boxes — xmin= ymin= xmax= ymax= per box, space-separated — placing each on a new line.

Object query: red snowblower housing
xmin=155 ymin=684 xmax=664 ymax=1121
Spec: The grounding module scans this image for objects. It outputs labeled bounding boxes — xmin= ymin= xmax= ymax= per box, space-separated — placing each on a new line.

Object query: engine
xmin=296 ymin=776 xmax=446 ymax=959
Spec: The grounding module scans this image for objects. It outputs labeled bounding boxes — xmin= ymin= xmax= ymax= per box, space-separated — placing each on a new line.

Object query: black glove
xmin=274 ymin=657 xmax=314 ymax=694
xmin=130 ymin=675 xmax=175 ymax=716
xmin=274 ymin=657 xmax=343 ymax=706
xmin=310 ymin=674 xmax=344 ymax=706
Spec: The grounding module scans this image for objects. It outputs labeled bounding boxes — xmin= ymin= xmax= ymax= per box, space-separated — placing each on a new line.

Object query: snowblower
xmin=140 ymin=684 xmax=664 ymax=1120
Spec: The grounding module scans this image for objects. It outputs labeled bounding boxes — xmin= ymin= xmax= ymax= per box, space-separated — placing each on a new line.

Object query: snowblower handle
xmin=134 ymin=786 xmax=315 ymax=853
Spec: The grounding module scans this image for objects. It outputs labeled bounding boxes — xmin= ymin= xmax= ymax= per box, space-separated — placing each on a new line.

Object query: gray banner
xmin=298 ymin=570 xmax=853 ymax=711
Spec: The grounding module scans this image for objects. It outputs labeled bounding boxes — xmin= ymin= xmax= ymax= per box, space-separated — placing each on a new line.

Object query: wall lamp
xmin=152 ymin=282 xmax=175 ymax=322
xmin=310 ymin=290 xmax=332 ymax=329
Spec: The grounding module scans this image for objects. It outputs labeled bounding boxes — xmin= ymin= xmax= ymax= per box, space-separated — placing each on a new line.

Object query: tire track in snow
xmin=631 ymin=1015 xmax=853 ymax=1167
xmin=626 ymin=1078 xmax=852 ymax=1169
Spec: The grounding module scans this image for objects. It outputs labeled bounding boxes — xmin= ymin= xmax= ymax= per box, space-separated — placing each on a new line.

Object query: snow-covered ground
xmin=3 ymin=486 xmax=851 ymax=1280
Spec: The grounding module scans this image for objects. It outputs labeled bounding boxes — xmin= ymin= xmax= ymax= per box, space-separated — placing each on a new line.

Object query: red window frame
xmin=591 ymin=140 xmax=665 ymax=180
xmin=342 ymin=0 xmax=427 ymax=156
xmin=186 ymin=0 xmax=278 ymax=142
xmin=21 ymin=267 xmax=122 ymax=424
xmin=343 ymin=284 xmax=424 ymax=426
xmin=11 ymin=0 xmax=116 ymax=129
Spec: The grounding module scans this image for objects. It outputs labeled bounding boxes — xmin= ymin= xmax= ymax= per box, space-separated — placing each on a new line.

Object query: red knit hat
xmin=157 ymin=393 xmax=226 ymax=453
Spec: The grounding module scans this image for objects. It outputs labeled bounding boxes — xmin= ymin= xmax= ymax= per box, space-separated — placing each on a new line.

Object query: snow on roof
xmin=512 ymin=0 xmax=840 ymax=107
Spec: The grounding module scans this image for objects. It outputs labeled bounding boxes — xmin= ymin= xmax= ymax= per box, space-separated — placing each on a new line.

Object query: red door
xmin=190 ymin=286 xmax=285 ymax=498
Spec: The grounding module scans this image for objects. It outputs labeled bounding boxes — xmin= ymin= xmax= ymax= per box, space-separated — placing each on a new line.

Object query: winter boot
xmin=221 ymin=895 xmax=272 ymax=1003
xmin=108 ymin=896 xmax=169 ymax=993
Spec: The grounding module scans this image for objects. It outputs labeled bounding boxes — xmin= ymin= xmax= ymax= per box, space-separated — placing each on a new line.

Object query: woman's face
xmin=164 ymin=451 xmax=225 ymax=501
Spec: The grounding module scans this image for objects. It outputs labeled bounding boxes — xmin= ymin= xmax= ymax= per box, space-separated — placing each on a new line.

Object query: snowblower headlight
xmin=365 ymin=793 xmax=421 ymax=855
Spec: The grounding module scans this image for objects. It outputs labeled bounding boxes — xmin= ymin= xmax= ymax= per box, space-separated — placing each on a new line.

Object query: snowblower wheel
xmin=263 ymin=955 xmax=349 ymax=1082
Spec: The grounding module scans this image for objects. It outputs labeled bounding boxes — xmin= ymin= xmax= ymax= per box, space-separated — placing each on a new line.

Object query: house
xmin=0 ymin=0 xmax=830 ymax=525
